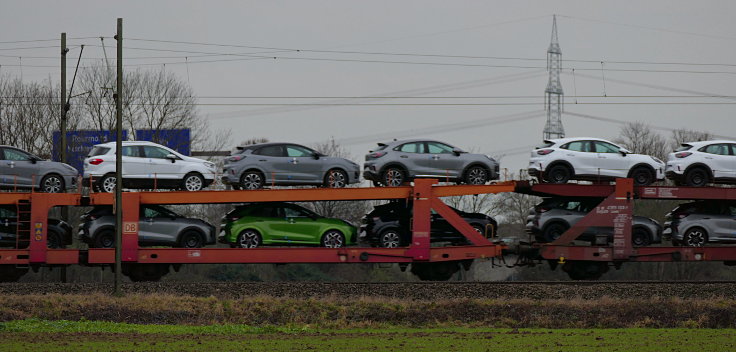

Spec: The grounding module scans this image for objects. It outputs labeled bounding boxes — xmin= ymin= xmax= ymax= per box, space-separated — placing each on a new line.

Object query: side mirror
xmin=619 ymin=149 xmax=630 ymax=156
xmin=166 ymin=154 xmax=177 ymax=163
xmin=29 ymin=157 xmax=37 ymax=164
xmin=312 ymin=152 xmax=321 ymax=160
xmin=452 ymin=148 xmax=463 ymax=156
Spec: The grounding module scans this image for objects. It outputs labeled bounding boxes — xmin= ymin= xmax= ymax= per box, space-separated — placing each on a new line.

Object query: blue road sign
xmin=52 ymin=130 xmax=127 ymax=173
xmin=135 ymin=129 xmax=191 ymax=156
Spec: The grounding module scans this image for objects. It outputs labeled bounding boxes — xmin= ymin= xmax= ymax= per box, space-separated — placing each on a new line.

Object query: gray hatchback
xmin=0 ymin=145 xmax=78 ymax=193
xmin=363 ymin=139 xmax=499 ymax=186
xmin=221 ymin=143 xmax=360 ymax=189
xmin=664 ymin=201 xmax=736 ymax=246
xmin=79 ymin=205 xmax=216 ymax=248
xmin=526 ymin=197 xmax=662 ymax=246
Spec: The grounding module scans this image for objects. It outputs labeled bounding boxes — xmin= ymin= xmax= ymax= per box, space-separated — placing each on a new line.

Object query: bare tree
xmin=614 ymin=122 xmax=669 ymax=161
xmin=670 ymin=128 xmax=712 ymax=150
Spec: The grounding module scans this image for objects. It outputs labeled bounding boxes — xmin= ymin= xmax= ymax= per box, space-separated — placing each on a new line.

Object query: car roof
xmin=681 ymin=140 xmax=736 ymax=147
xmin=93 ymin=141 xmax=165 ymax=147
xmin=377 ymin=139 xmax=453 ymax=147
xmin=235 ymin=142 xmax=308 ymax=150
xmin=544 ymin=137 xmax=615 ymax=145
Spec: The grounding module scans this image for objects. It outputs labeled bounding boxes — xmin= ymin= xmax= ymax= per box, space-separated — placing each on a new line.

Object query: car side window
xmin=0 ymin=207 xmax=15 ymax=218
xmin=143 ymin=146 xmax=171 ymax=159
xmin=248 ymin=206 xmax=276 ymax=218
xmin=397 ymin=142 xmax=423 ymax=153
xmin=286 ymin=145 xmax=314 ymax=157
xmin=3 ymin=148 xmax=31 ymax=161
xmin=283 ymin=206 xmax=309 ymax=217
xmin=702 ymin=144 xmax=730 ymax=156
xmin=427 ymin=142 xmax=454 ymax=154
xmin=254 ymin=145 xmax=284 ymax=157
xmin=562 ymin=141 xmax=591 ymax=152
xmin=122 ymin=146 xmax=142 ymax=157
xmin=564 ymin=201 xmax=581 ymax=211
xmin=728 ymin=206 xmax=736 ymax=216
xmin=142 ymin=206 xmax=162 ymax=218
xmin=594 ymin=141 xmax=620 ymax=153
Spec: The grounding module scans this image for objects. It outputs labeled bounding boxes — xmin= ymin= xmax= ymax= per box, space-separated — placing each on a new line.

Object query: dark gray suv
xmin=79 ymin=205 xmax=216 ymax=248
xmin=0 ymin=145 xmax=78 ymax=193
xmin=526 ymin=197 xmax=662 ymax=246
xmin=664 ymin=201 xmax=736 ymax=246
xmin=363 ymin=139 xmax=500 ymax=186
xmin=222 ymin=143 xmax=360 ymax=189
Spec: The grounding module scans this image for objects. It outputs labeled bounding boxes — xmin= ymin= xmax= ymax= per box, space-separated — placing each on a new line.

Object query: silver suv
xmin=363 ymin=139 xmax=499 ymax=186
xmin=221 ymin=143 xmax=360 ymax=189
xmin=79 ymin=204 xmax=216 ymax=248
xmin=0 ymin=145 xmax=78 ymax=193
xmin=526 ymin=197 xmax=662 ymax=246
xmin=664 ymin=201 xmax=736 ymax=246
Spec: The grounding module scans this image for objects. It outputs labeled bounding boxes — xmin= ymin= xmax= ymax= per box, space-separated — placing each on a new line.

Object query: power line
xmin=558 ymin=14 xmax=736 ymax=42
xmin=564 ymin=111 xmax=736 ymax=140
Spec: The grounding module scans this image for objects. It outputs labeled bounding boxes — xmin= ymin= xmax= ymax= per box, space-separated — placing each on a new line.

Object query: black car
xmin=360 ymin=201 xmax=497 ymax=247
xmin=0 ymin=205 xmax=72 ymax=249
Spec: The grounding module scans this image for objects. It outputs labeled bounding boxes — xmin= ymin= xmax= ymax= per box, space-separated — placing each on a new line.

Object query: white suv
xmin=83 ymin=141 xmax=216 ymax=192
xmin=528 ymin=137 xmax=665 ymax=186
xmin=665 ymin=140 xmax=736 ymax=187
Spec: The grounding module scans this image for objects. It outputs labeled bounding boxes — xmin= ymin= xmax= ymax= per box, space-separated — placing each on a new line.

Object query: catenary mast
xmin=543 ymin=15 xmax=565 ymax=140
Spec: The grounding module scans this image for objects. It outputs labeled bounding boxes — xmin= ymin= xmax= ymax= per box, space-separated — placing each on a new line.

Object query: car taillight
xmin=228 ymin=216 xmax=240 ymax=221
xmin=229 ymin=155 xmax=244 ymax=162
xmin=370 ymin=152 xmax=387 ymax=158
xmin=675 ymin=152 xmax=692 ymax=158
xmin=537 ymin=207 xmax=550 ymax=213
xmin=89 ymin=159 xmax=104 ymax=165
xmin=536 ymin=149 xmax=554 ymax=155
xmin=676 ymin=213 xmax=690 ymax=219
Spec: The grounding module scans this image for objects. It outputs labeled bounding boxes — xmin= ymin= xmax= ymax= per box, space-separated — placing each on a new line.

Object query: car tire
xmin=545 ymin=164 xmax=572 ymax=184
xmin=237 ymin=229 xmax=262 ymax=248
xmin=93 ymin=229 xmax=115 ymax=248
xmin=46 ymin=230 xmax=64 ymax=249
xmin=630 ymin=167 xmax=654 ymax=186
xmin=177 ymin=230 xmax=204 ymax=248
xmin=464 ymin=166 xmax=489 ymax=185
xmin=378 ymin=228 xmax=404 ymax=248
xmin=324 ymin=169 xmax=348 ymax=188
xmin=543 ymin=223 xmax=568 ymax=242
xmin=685 ymin=167 xmax=709 ymax=187
xmin=321 ymin=230 xmax=346 ymax=248
xmin=381 ymin=167 xmax=406 ymax=187
xmin=40 ymin=174 xmax=65 ymax=193
xmin=182 ymin=173 xmax=205 ymax=192
xmin=683 ymin=227 xmax=708 ymax=247
xmin=97 ymin=174 xmax=117 ymax=193
xmin=632 ymin=227 xmax=652 ymax=247
xmin=240 ymin=171 xmax=265 ymax=190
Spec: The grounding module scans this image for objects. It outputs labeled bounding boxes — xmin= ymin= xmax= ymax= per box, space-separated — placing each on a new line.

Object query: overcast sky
xmin=2 ymin=1 xmax=736 ymax=174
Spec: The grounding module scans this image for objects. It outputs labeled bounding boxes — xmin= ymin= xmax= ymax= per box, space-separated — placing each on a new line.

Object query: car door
xmin=426 ymin=142 xmax=464 ymax=178
xmin=143 ymin=145 xmax=180 ymax=181
xmin=251 ymin=145 xmax=291 ymax=184
xmin=395 ymin=142 xmax=428 ymax=176
xmin=138 ymin=205 xmax=182 ymax=244
xmin=700 ymin=143 xmax=734 ymax=180
xmin=120 ymin=146 xmax=148 ymax=179
xmin=727 ymin=203 xmax=736 ymax=240
xmin=284 ymin=144 xmax=322 ymax=182
xmin=0 ymin=147 xmax=39 ymax=187
xmin=559 ymin=141 xmax=599 ymax=177
xmin=593 ymin=141 xmax=629 ymax=178
xmin=281 ymin=204 xmax=324 ymax=243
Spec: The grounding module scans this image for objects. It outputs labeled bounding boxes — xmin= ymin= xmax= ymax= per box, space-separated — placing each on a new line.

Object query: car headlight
xmin=63 ymin=164 xmax=78 ymax=173
xmin=650 ymin=156 xmax=664 ymax=164
xmin=204 ymin=162 xmax=216 ymax=169
xmin=341 ymin=220 xmax=357 ymax=228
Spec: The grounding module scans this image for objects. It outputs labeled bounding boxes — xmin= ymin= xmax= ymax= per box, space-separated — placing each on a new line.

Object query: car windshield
xmin=675 ymin=144 xmax=693 ymax=152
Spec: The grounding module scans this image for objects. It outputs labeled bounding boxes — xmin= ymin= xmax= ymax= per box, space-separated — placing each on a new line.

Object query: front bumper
xmin=363 ymin=164 xmax=380 ymax=182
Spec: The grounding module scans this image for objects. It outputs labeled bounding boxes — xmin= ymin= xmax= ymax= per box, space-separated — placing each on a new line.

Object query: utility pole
xmin=114 ymin=18 xmax=123 ymax=295
xmin=59 ymin=33 xmax=69 ymax=283
xmin=543 ymin=15 xmax=565 ymax=140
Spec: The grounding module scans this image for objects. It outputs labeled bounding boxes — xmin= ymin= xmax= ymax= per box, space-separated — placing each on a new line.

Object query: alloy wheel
xmin=241 ymin=172 xmax=263 ymax=190
xmin=322 ymin=231 xmax=345 ymax=248
xmin=383 ymin=169 xmax=404 ymax=187
xmin=184 ymin=174 xmax=204 ymax=191
xmin=327 ymin=170 xmax=347 ymax=188
xmin=466 ymin=167 xmax=488 ymax=185
xmin=684 ymin=229 xmax=707 ymax=247
xmin=102 ymin=176 xmax=116 ymax=193
xmin=238 ymin=230 xmax=260 ymax=248
xmin=380 ymin=230 xmax=401 ymax=248
xmin=42 ymin=175 xmax=63 ymax=193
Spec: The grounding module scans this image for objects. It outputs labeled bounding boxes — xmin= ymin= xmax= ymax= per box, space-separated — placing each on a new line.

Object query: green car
xmin=219 ymin=202 xmax=357 ymax=248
